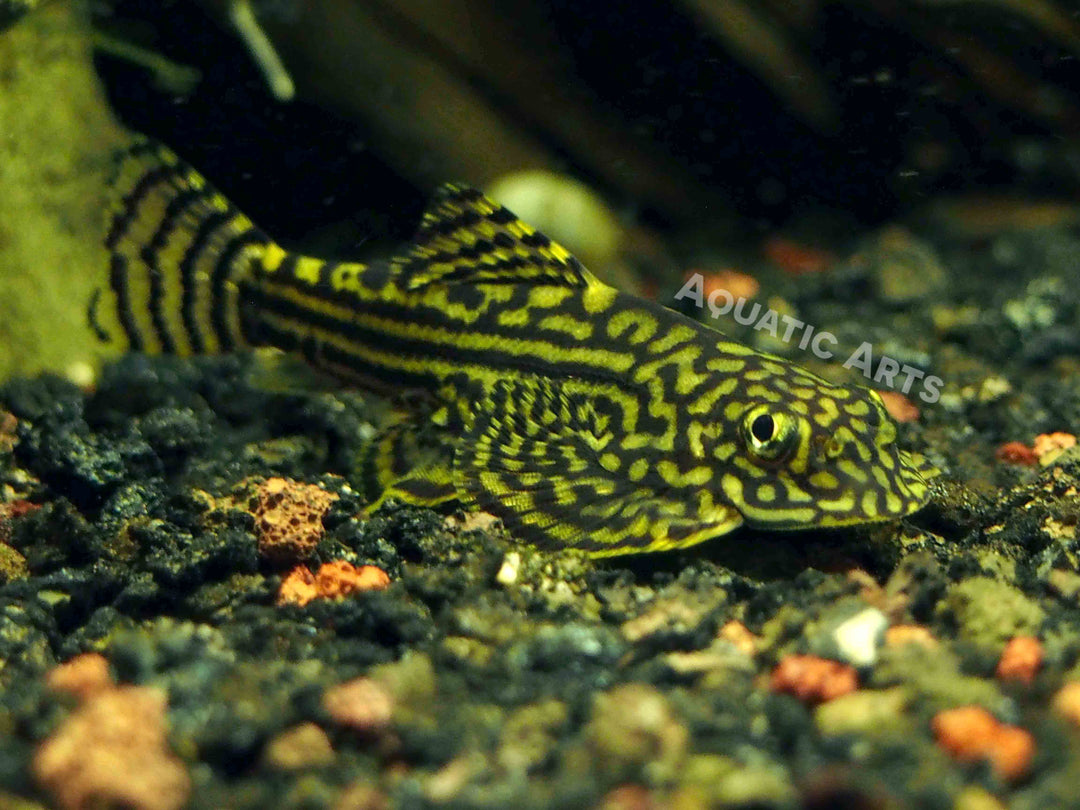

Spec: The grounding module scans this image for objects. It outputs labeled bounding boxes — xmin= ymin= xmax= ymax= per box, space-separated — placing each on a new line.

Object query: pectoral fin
xmin=452 ymin=379 xmax=744 ymax=556
xmin=356 ymin=416 xmax=458 ymax=509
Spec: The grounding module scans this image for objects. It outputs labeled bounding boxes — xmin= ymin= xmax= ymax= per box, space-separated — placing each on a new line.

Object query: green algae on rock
xmin=944 ymin=577 xmax=1045 ymax=652
xmin=0 ymin=2 xmax=124 ymax=383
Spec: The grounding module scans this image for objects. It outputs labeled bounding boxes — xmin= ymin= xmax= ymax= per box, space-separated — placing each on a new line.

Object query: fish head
xmin=709 ymin=362 xmax=935 ymax=530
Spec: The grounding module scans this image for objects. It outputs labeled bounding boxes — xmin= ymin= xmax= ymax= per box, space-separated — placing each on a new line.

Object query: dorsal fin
xmin=391 ymin=184 xmax=595 ymax=290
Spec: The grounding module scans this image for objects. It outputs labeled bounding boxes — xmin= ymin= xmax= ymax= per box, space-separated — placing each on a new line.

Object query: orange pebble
xmin=1033 ymin=432 xmax=1077 ymax=464
xmin=995 ymin=441 xmax=1038 ymax=466
xmin=277 ymin=565 xmax=320 ymax=607
xmin=34 ymin=685 xmax=190 ymax=810
xmin=770 ymin=654 xmax=858 ymax=703
xmin=46 ymin=653 xmax=113 ymax=701
xmin=876 ymin=390 xmax=920 ymax=423
xmin=990 ymin=725 xmax=1036 ymax=782
xmin=698 ymin=269 xmax=760 ymax=301
xmin=277 ymin=561 xmax=391 ymax=607
xmin=763 ymin=237 xmax=834 ymax=276
xmin=316 ymin=561 xmax=391 ymax=598
xmin=718 ymin=620 xmax=757 ymax=656
xmin=933 ymin=706 xmax=998 ymax=757
xmin=996 ymin=636 xmax=1042 ymax=684
xmin=932 ymin=706 xmax=1034 ymax=781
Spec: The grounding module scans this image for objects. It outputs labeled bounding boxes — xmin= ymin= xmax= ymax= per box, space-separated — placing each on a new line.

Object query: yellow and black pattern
xmin=94 ymin=137 xmax=935 ymax=556
xmin=94 ymin=138 xmax=271 ymax=356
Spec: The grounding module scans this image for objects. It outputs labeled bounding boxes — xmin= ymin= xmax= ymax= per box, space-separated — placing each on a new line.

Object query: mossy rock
xmin=0 ymin=2 xmax=124 ymax=382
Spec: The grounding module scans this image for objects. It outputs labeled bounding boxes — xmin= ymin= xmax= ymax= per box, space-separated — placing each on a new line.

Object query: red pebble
xmin=995 ymin=441 xmax=1038 ymax=466
xmin=770 ymin=654 xmax=858 ymax=703
xmin=763 ymin=237 xmax=834 ymax=276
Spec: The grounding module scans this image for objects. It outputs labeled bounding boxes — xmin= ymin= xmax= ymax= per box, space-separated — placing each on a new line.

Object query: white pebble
xmin=496 ymin=552 xmax=521 ymax=586
xmin=832 ymin=608 xmax=888 ymax=667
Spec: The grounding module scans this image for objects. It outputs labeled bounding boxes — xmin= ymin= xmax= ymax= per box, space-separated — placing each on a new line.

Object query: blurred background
xmin=4 ymin=0 xmax=1080 ymax=378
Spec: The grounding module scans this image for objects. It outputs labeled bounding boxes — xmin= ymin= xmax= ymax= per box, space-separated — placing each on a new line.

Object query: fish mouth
xmin=731 ymin=445 xmax=938 ymax=533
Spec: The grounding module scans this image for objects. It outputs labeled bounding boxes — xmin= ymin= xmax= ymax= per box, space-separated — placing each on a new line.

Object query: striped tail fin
xmin=91 ymin=137 xmax=274 ymax=355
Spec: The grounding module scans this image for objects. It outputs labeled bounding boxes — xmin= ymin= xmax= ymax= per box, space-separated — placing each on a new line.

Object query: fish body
xmin=93 ymin=138 xmax=933 ymax=556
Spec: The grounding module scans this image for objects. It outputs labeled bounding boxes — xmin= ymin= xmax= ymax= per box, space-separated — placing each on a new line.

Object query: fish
xmin=90 ymin=137 xmax=935 ymax=557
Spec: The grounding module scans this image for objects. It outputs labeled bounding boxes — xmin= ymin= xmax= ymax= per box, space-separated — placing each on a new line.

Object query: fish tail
xmin=91 ymin=136 xmax=274 ymax=355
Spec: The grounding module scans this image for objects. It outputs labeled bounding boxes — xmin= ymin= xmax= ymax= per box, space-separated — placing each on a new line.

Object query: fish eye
xmin=751 ymin=413 xmax=775 ymax=443
xmin=741 ymin=405 xmax=798 ymax=463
